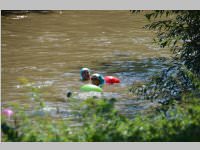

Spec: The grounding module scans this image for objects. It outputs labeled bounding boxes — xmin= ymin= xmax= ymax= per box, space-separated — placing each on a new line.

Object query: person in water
xmin=80 ymin=68 xmax=90 ymax=81
xmin=91 ymin=73 xmax=105 ymax=87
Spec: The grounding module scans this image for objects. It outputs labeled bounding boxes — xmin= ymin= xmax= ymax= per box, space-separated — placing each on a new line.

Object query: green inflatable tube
xmin=80 ymin=84 xmax=103 ymax=92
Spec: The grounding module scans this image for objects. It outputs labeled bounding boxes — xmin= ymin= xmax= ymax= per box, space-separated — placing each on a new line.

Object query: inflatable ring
xmin=80 ymin=84 xmax=103 ymax=92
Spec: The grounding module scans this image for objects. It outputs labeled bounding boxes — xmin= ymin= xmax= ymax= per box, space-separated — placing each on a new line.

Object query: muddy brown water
xmin=2 ymin=11 xmax=170 ymax=117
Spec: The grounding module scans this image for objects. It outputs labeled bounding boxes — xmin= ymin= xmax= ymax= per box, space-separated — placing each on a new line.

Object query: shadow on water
xmin=96 ymin=57 xmax=169 ymax=85
xmin=1 ymin=10 xmax=54 ymax=16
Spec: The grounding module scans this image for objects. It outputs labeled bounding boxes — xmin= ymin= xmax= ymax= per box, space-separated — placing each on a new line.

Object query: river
xmin=1 ymin=11 xmax=170 ymax=117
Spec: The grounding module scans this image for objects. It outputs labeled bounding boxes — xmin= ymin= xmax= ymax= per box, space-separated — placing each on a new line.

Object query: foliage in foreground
xmin=130 ymin=63 xmax=200 ymax=104
xmin=2 ymin=94 xmax=200 ymax=142
xmin=132 ymin=10 xmax=200 ymax=76
xmin=130 ymin=10 xmax=200 ymax=104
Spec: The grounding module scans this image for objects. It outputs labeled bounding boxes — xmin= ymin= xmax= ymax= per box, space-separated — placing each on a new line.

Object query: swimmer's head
xmin=91 ymin=73 xmax=104 ymax=86
xmin=80 ymin=68 xmax=90 ymax=81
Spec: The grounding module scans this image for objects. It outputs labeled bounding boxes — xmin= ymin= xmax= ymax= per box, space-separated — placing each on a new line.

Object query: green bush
xmin=2 ymin=95 xmax=200 ymax=142
xmin=132 ymin=11 xmax=200 ymax=76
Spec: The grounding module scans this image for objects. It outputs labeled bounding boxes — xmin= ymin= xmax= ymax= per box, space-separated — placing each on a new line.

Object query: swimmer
xmin=80 ymin=68 xmax=90 ymax=81
xmin=91 ymin=73 xmax=105 ymax=87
